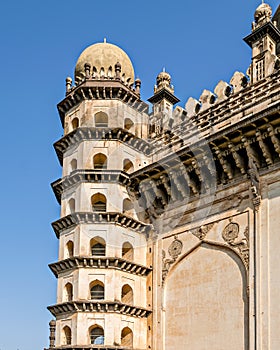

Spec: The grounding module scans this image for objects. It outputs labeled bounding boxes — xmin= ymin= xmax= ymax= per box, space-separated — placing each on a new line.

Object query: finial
xmin=65 ymin=77 xmax=72 ymax=93
xmin=135 ymin=77 xmax=141 ymax=95
xmin=84 ymin=63 xmax=91 ymax=79
xmin=163 ymin=67 xmax=166 ymax=72
xmin=104 ymin=37 xmax=107 ymax=43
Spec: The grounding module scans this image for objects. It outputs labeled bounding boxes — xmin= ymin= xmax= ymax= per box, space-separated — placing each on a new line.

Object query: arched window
xmin=90 ymin=281 xmax=104 ymax=300
xmin=122 ymin=242 xmax=134 ymax=261
xmin=90 ymin=326 xmax=104 ymax=345
xmin=123 ymin=198 xmax=134 ymax=217
xmin=95 ymin=112 xmax=108 ymax=128
xmin=90 ymin=237 xmax=106 ymax=256
xmin=64 ymin=283 xmax=73 ymax=302
xmin=72 ymin=118 xmax=79 ymax=130
xmin=68 ymin=198 xmax=75 ymax=214
xmin=91 ymin=193 xmax=107 ymax=212
xmin=93 ymin=153 xmax=107 ymax=169
xmin=70 ymin=159 xmax=77 ymax=172
xmin=124 ymin=118 xmax=134 ymax=131
xmin=108 ymin=66 xmax=112 ymax=78
xmin=62 ymin=326 xmax=72 ymax=345
xmin=66 ymin=241 xmax=74 ymax=258
xmin=121 ymin=327 xmax=133 ymax=347
xmin=121 ymin=284 xmax=134 ymax=305
xmin=123 ymin=159 xmax=134 ymax=173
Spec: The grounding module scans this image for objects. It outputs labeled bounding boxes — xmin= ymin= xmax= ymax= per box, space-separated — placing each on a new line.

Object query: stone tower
xmin=49 ymin=41 xmax=153 ymax=349
xmin=47 ymin=3 xmax=280 ymax=350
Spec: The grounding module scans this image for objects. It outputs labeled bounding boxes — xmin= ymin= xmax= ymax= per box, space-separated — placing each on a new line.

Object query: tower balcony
xmin=52 ymin=212 xmax=150 ymax=238
xmin=48 ymin=301 xmax=151 ymax=319
xmin=51 ymin=170 xmax=131 ymax=204
xmin=49 ymin=256 xmax=152 ymax=278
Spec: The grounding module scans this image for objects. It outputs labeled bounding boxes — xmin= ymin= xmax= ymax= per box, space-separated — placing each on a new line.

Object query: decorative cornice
xmin=49 ymin=256 xmax=152 ymax=278
xmin=243 ymin=21 xmax=280 ymax=47
xmin=54 ymin=128 xmax=152 ymax=165
xmin=51 ymin=170 xmax=130 ymax=204
xmin=52 ymin=212 xmax=151 ymax=238
xmin=148 ymin=88 xmax=180 ymax=105
xmin=48 ymin=301 xmax=151 ymax=318
xmin=57 ymin=80 xmax=149 ymax=127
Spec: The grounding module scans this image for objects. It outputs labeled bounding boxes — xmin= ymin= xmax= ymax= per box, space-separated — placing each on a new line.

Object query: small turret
xmin=244 ymin=2 xmax=280 ymax=83
xmin=148 ymin=70 xmax=180 ymax=135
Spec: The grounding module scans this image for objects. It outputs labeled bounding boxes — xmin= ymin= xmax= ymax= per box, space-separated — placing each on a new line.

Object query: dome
xmin=75 ymin=41 xmax=135 ymax=84
xmin=254 ymin=2 xmax=272 ymax=22
xmin=154 ymin=70 xmax=174 ymax=94
xmin=156 ymin=71 xmax=171 ymax=86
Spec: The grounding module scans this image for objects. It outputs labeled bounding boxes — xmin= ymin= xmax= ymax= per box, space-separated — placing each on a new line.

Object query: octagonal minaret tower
xmin=47 ymin=41 xmax=153 ymax=350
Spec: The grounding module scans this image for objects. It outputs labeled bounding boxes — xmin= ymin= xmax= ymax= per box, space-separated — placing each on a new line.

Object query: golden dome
xmin=75 ymin=41 xmax=135 ymax=84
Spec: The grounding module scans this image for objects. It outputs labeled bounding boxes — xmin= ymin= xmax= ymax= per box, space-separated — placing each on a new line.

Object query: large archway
xmin=164 ymin=243 xmax=248 ymax=350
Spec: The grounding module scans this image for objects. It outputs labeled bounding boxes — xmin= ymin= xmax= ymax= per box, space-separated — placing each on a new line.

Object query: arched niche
xmin=121 ymin=284 xmax=134 ymax=305
xmin=72 ymin=117 xmax=79 ymax=130
xmin=89 ymin=325 xmax=104 ymax=345
xmin=90 ymin=280 xmax=105 ymax=300
xmin=62 ymin=326 xmax=72 ymax=345
xmin=65 ymin=240 xmax=74 ymax=258
xmin=124 ymin=118 xmax=134 ymax=131
xmin=122 ymin=242 xmax=134 ymax=261
xmin=123 ymin=159 xmax=134 ymax=173
xmin=91 ymin=193 xmax=107 ymax=212
xmin=64 ymin=283 xmax=73 ymax=302
xmin=93 ymin=153 xmax=107 ymax=169
xmin=95 ymin=112 xmax=108 ymax=128
xmin=90 ymin=236 xmax=106 ymax=256
xmin=70 ymin=159 xmax=77 ymax=173
xmin=123 ymin=198 xmax=134 ymax=217
xmin=121 ymin=327 xmax=133 ymax=347
xmin=68 ymin=198 xmax=75 ymax=214
xmin=164 ymin=242 xmax=249 ymax=350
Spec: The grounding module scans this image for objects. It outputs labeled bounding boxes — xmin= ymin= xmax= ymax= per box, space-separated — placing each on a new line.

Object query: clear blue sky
xmin=0 ymin=1 xmax=278 ymax=349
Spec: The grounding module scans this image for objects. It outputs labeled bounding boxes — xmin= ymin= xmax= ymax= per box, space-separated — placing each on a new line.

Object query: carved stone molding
xmin=222 ymin=223 xmax=249 ymax=269
xmin=162 ymin=236 xmax=183 ymax=284
xmin=190 ymin=222 xmax=215 ymax=240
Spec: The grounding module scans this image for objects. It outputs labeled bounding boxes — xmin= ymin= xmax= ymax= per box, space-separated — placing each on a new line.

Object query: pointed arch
xmin=90 ymin=236 xmax=106 ymax=256
xmin=124 ymin=118 xmax=134 ymax=131
xmin=91 ymin=193 xmax=107 ymax=212
xmin=70 ymin=159 xmax=77 ymax=172
xmin=93 ymin=153 xmax=107 ymax=169
xmin=90 ymin=280 xmax=104 ymax=300
xmin=65 ymin=240 xmax=74 ymax=258
xmin=123 ymin=159 xmax=134 ymax=173
xmin=121 ymin=327 xmax=133 ymax=347
xmin=108 ymin=66 xmax=113 ymax=78
xmin=64 ymin=283 xmax=73 ymax=302
xmin=123 ymin=198 xmax=134 ymax=217
xmin=164 ymin=242 xmax=249 ymax=350
xmin=95 ymin=112 xmax=108 ymax=128
xmin=89 ymin=325 xmax=104 ymax=345
xmin=68 ymin=198 xmax=75 ymax=214
xmin=62 ymin=326 xmax=72 ymax=345
xmin=72 ymin=117 xmax=79 ymax=129
xmin=121 ymin=284 xmax=134 ymax=305
xmin=122 ymin=242 xmax=134 ymax=261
